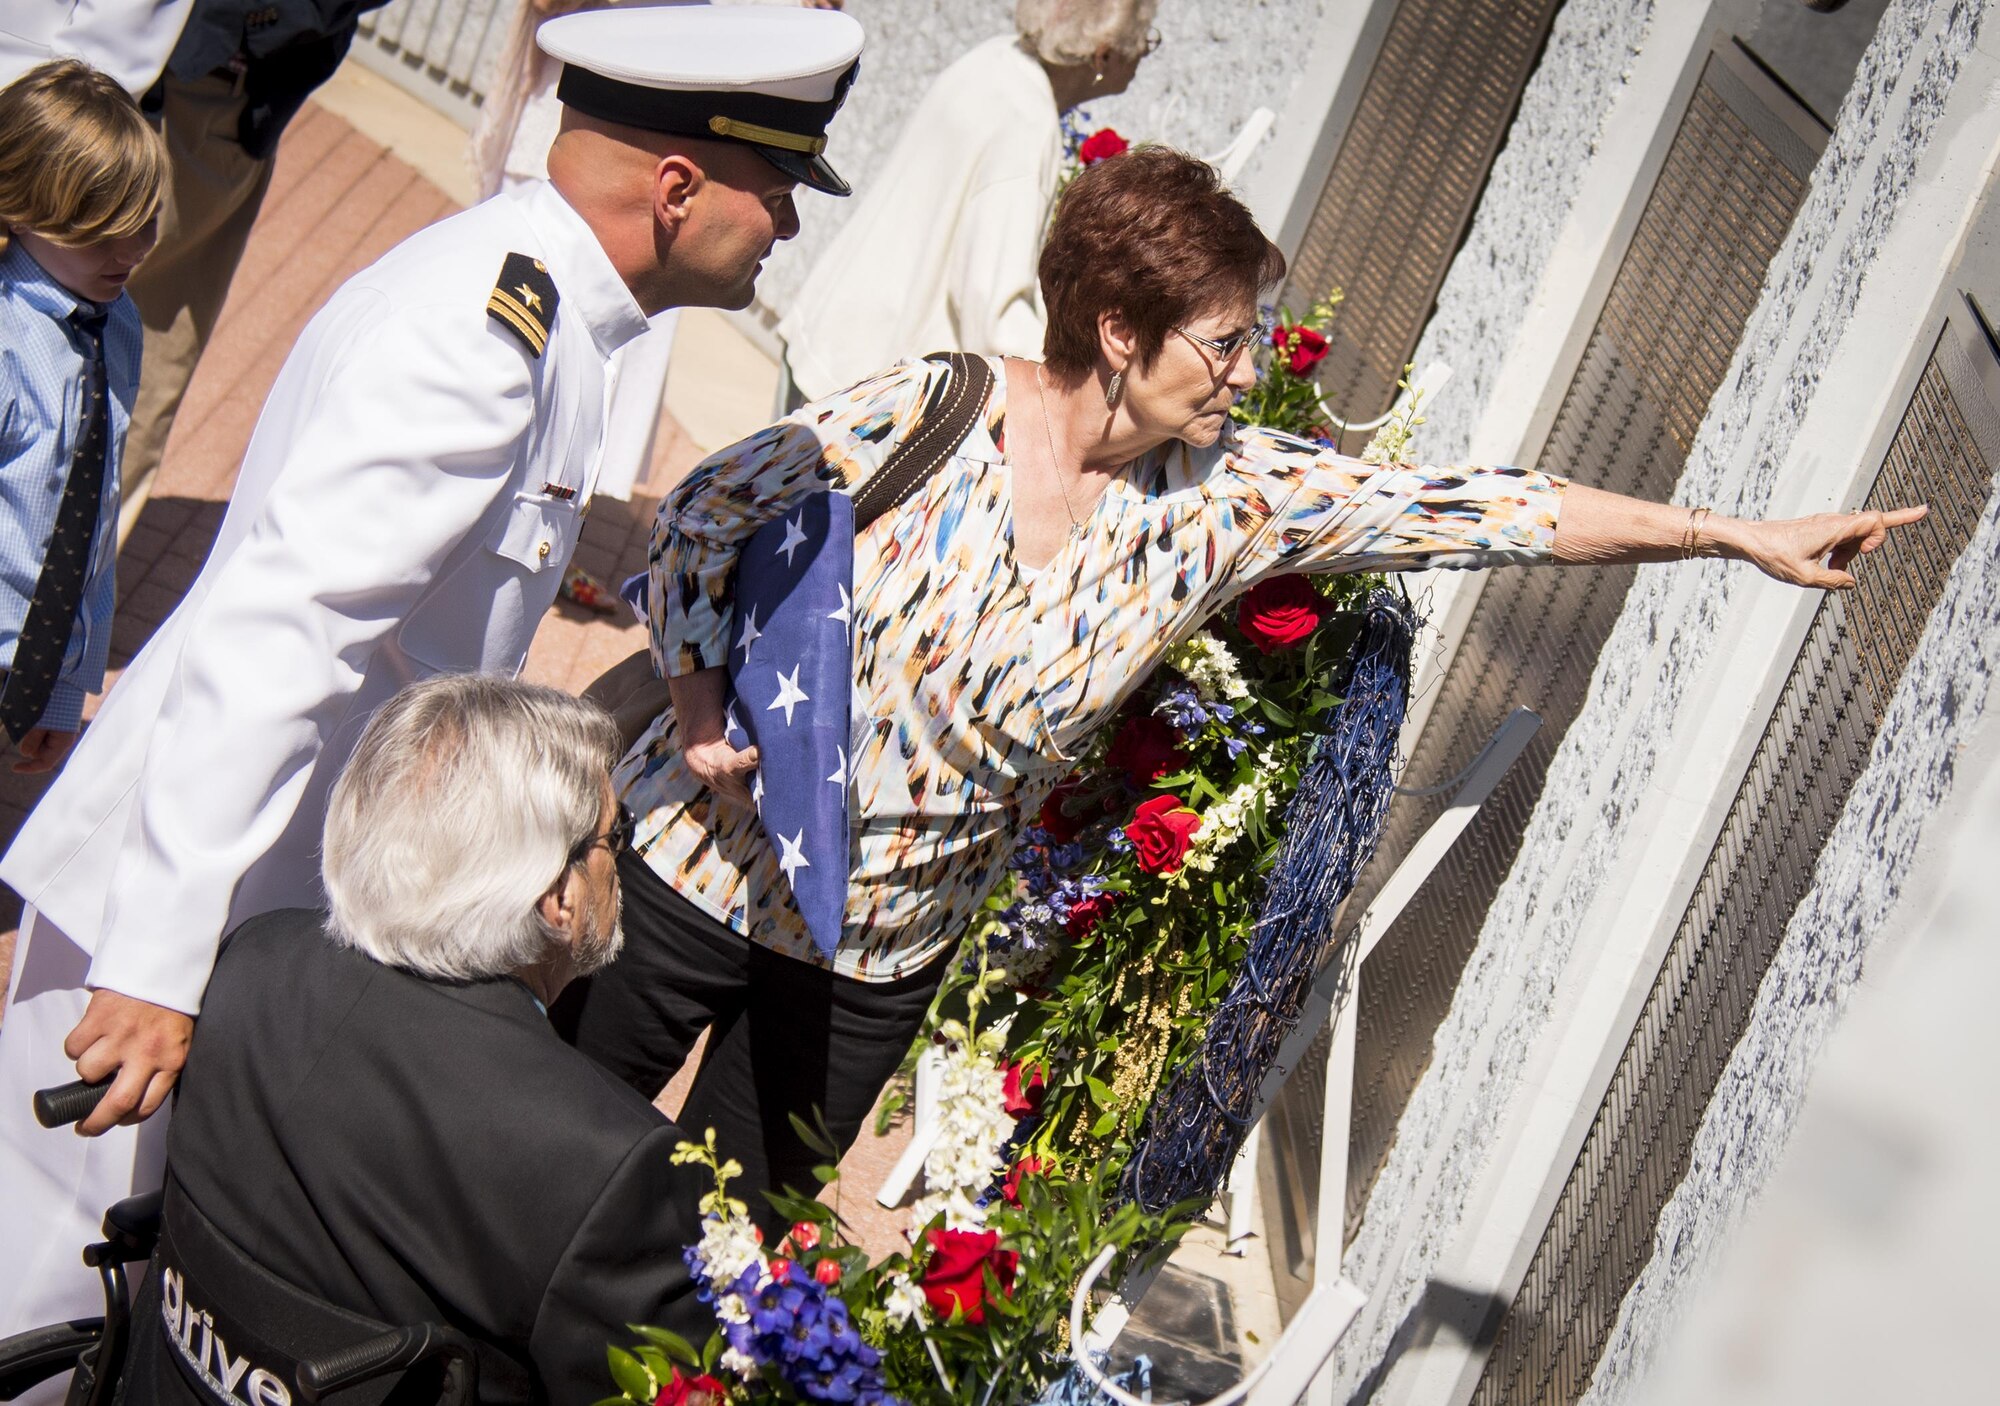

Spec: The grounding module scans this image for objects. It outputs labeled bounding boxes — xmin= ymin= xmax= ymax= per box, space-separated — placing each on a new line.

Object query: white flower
xmin=694 ymin=1212 xmax=764 ymax=1288
xmin=720 ymin=1346 xmax=760 ymax=1380
xmin=910 ymin=1185 xmax=988 ymax=1232
xmin=883 ymin=1273 xmax=929 ymax=1328
xmin=1361 ymin=375 xmax=1425 ymax=464
xmin=715 ymin=1291 xmax=752 ymax=1325
xmin=1163 ymin=633 xmax=1250 ymax=702
xmin=987 ymin=933 xmax=1054 ymax=987
xmin=1166 ymin=770 xmax=1268 ymax=887
xmin=910 ymin=1036 xmax=1014 ymax=1231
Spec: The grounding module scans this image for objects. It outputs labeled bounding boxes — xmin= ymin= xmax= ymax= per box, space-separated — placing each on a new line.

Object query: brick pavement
xmin=0 ymin=100 xmax=919 ymax=1258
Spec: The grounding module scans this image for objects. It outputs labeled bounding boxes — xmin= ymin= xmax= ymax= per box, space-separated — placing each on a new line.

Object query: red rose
xmin=1106 ymin=714 xmax=1188 ymax=787
xmin=768 ymin=1257 xmax=794 ymax=1281
xmin=657 ymin=1371 xmax=729 ymax=1406
xmin=1038 ymin=777 xmax=1104 ymax=842
xmin=920 ymin=1227 xmax=1019 ymax=1325
xmin=1285 ymin=326 xmax=1329 ymax=376
xmin=1002 ymin=1155 xmax=1047 ymax=1207
xmin=1065 ymin=891 xmax=1116 ymax=939
xmin=1236 ymin=575 xmax=1325 ymax=653
xmin=1001 ymin=1061 xmax=1046 ymax=1118
xmin=1078 ymin=128 xmax=1128 ymax=165
xmin=812 ymin=1258 xmax=844 ymax=1287
xmin=1123 ymin=795 xmax=1202 ymax=875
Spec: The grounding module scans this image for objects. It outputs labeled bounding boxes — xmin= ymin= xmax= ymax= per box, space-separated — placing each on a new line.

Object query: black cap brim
xmin=756 ymin=145 xmax=850 ymax=197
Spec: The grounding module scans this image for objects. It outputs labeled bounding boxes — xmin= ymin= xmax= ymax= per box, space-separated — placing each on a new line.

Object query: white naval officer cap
xmin=537 ymin=3 xmax=866 ymax=197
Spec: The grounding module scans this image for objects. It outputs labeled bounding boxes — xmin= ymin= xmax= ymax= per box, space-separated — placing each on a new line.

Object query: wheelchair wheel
xmin=0 ymin=1319 xmax=105 ymax=1401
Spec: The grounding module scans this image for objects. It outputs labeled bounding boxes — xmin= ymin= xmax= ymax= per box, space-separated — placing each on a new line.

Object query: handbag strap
xmin=848 ymin=351 xmax=997 ymax=532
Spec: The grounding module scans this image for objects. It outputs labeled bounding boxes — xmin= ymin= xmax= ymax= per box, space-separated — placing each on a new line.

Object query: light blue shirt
xmin=0 ymin=240 xmax=138 ymax=732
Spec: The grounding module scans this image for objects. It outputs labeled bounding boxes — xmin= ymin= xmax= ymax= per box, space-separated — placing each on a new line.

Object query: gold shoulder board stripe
xmin=707 ymin=115 xmax=827 ymax=156
xmin=486 ymin=292 xmax=548 ymax=356
xmin=488 ymin=251 xmax=559 ymax=358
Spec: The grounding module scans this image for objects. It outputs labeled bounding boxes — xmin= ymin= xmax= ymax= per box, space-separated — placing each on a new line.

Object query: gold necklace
xmin=1034 ymin=366 xmax=1086 ymax=539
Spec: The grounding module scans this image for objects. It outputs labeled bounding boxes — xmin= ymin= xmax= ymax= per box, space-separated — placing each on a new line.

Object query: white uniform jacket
xmin=0 ymin=179 xmax=650 ymax=1015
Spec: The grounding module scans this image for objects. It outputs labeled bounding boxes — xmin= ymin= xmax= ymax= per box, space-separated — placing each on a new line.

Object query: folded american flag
xmin=723 ymin=492 xmax=856 ymax=957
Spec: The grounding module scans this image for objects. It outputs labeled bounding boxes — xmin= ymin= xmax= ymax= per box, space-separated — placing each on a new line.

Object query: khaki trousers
xmin=123 ymin=72 xmax=277 ymax=504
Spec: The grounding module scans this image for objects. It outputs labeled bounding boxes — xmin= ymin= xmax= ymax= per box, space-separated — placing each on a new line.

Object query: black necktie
xmin=2 ymin=306 xmax=111 ymax=741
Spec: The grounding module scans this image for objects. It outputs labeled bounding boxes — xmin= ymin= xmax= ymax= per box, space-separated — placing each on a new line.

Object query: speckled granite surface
xmin=749 ymin=0 xmax=1334 ymax=320
xmin=1326 ymin=3 xmax=1996 ymax=1401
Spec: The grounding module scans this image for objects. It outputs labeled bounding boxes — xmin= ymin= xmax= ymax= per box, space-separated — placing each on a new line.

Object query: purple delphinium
xmin=981 ymin=816 xmax=1119 ymax=980
xmin=1060 ymin=107 xmax=1092 ymax=162
xmin=699 ymin=1262 xmax=901 ymax=1406
xmin=1153 ymin=677 xmax=1266 ymax=759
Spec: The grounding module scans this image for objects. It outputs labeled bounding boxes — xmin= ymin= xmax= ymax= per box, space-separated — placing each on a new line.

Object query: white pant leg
xmin=0 ymin=908 xmax=168 ymax=1395
xmin=592 ymin=312 xmax=679 ymax=502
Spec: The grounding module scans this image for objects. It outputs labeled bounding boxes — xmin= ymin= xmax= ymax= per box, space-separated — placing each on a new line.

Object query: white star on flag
xmin=752 ymin=770 xmax=765 ymax=805
xmin=767 ymin=664 xmax=810 ymax=725
xmin=828 ymin=584 xmax=851 ymax=644
xmin=735 ymin=605 xmax=761 ymax=663
xmin=776 ymin=513 xmax=809 ymax=567
xmin=778 ymin=828 xmax=811 ymax=883
xmin=827 ymin=746 xmax=847 ymax=786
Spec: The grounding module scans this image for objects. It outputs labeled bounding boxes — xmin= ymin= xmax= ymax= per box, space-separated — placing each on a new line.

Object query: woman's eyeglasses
xmin=1175 ymin=318 xmax=1271 ymax=362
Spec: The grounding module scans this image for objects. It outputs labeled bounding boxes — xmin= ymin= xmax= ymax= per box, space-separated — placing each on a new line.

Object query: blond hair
xmin=0 ymin=60 xmax=165 ymax=248
xmin=1015 ymin=0 xmax=1159 ymax=67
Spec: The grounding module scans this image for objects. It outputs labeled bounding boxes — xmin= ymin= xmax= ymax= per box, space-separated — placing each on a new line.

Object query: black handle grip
xmin=33 ymin=1078 xmax=111 ymax=1128
xmin=297 ymin=1325 xmax=455 ymax=1402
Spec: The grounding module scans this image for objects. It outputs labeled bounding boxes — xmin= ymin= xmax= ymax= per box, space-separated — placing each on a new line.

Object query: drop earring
xmin=1104 ymin=371 xmax=1124 ymax=409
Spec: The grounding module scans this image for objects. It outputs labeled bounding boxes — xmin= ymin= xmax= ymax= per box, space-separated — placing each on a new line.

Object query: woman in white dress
xmin=777 ymin=0 xmax=1159 ymax=405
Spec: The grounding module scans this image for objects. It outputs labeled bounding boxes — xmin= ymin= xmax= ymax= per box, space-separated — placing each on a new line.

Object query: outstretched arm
xmin=1553 ymin=483 xmax=1927 ymax=588
xmin=1221 ymin=434 xmax=1925 ymax=593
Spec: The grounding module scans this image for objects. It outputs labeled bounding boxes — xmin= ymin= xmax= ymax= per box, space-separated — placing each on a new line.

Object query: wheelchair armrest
xmin=85 ymin=1191 xmax=163 ymax=1267
xmin=296 ymin=1323 xmax=478 ymax=1406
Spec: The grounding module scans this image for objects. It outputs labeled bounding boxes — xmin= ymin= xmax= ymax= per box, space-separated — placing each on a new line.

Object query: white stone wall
xmin=1621 ymin=690 xmax=2000 ymax=1405
xmin=1320 ymin=0 xmax=2000 ymax=1401
xmin=1399 ymin=0 xmax=1660 ymax=464
xmin=754 ymin=0 xmax=1334 ymax=319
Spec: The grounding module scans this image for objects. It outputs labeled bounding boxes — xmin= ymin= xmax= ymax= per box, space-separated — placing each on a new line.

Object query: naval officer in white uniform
xmin=0 ymin=0 xmax=864 ymax=1363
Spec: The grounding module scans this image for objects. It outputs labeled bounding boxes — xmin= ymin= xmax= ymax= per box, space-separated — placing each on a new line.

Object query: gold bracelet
xmin=1682 ymin=505 xmax=1713 ymax=560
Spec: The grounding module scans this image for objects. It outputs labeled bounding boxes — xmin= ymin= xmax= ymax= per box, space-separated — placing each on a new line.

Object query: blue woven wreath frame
xmin=1121 ymin=588 xmax=1418 ymax=1213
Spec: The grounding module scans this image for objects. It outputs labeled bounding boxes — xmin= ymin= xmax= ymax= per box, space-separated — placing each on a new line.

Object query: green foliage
xmin=611 ymin=274 xmax=1405 ymax=1406
xmin=842 ymin=1159 xmax=1193 ymax=1405
xmin=1230 ymin=292 xmax=1344 ymax=440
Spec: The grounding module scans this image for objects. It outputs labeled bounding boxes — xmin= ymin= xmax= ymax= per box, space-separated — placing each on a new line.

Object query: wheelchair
xmin=0 ymin=1082 xmax=478 ymax=1405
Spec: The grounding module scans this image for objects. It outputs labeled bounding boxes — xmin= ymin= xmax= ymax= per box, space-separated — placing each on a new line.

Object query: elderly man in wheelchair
xmin=0 ymin=676 xmax=709 ymax=1405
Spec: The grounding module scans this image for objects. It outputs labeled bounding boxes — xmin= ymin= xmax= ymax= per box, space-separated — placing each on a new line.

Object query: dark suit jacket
xmin=162 ymin=909 xmax=709 ymax=1404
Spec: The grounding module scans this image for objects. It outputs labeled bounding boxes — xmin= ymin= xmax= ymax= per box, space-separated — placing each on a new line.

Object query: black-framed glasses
xmin=563 ymin=806 xmax=636 ymax=874
xmin=1175 ymin=318 xmax=1271 ymax=362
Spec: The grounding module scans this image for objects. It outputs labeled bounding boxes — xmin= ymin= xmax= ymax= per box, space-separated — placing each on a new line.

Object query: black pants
xmin=551 ymin=852 xmax=951 ymax=1234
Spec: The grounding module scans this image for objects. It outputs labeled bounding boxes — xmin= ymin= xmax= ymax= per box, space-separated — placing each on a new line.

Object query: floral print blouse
xmin=618 ymin=356 xmax=1567 ymax=981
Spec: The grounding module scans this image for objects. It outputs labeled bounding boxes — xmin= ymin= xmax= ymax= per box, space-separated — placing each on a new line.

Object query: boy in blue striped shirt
xmin=0 ymin=60 xmax=163 ymax=773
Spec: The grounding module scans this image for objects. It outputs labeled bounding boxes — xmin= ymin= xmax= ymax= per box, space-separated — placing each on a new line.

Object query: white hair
xmin=322 ymin=674 xmax=620 ymax=982
xmin=1015 ymin=0 xmax=1159 ymax=66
